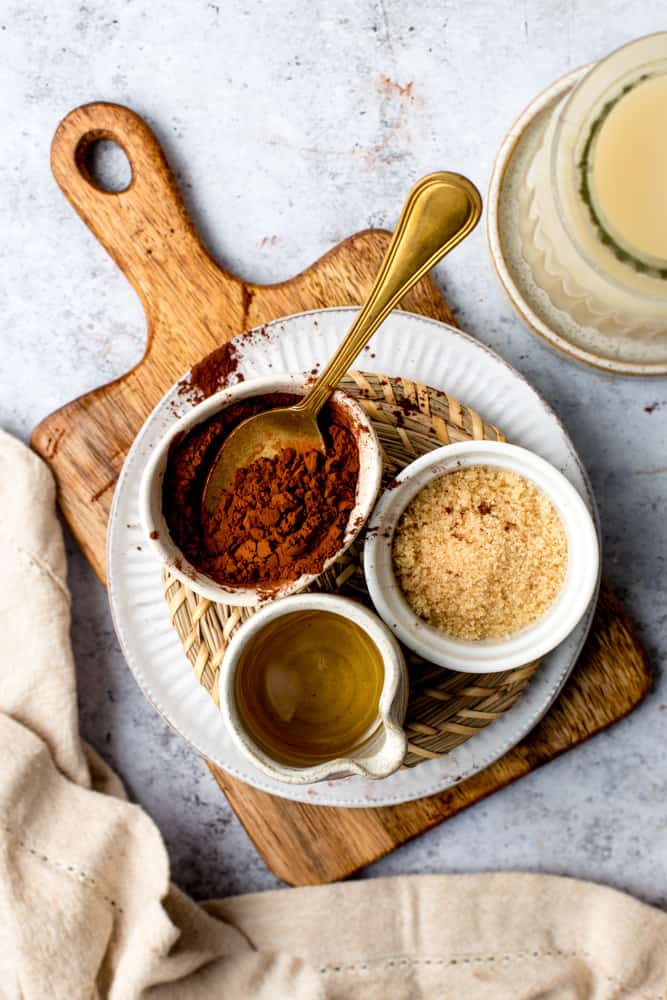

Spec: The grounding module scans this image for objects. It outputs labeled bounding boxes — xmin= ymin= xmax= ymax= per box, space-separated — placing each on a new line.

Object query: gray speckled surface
xmin=1 ymin=1 xmax=666 ymax=904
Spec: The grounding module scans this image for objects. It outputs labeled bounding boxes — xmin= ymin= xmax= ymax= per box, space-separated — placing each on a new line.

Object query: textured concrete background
xmin=1 ymin=1 xmax=666 ymax=903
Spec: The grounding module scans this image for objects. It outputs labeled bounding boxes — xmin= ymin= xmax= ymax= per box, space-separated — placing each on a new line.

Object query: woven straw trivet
xmin=163 ymin=372 xmax=540 ymax=768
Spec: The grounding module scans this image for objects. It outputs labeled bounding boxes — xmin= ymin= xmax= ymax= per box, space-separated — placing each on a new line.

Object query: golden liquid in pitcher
xmin=587 ymin=74 xmax=667 ymax=268
xmin=234 ymin=610 xmax=384 ymax=766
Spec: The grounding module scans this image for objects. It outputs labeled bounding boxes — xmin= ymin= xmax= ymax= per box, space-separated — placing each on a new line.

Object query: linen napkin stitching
xmin=317 ymin=952 xmax=663 ymax=999
xmin=1 ymin=823 xmax=124 ymax=914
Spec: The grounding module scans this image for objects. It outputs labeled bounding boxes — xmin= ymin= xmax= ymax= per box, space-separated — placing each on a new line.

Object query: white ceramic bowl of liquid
xmin=521 ymin=32 xmax=667 ymax=341
xmin=218 ymin=593 xmax=408 ymax=784
xmin=363 ymin=441 xmax=600 ymax=673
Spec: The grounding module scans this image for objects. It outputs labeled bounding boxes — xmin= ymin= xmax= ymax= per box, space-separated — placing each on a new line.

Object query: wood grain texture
xmin=32 ymin=103 xmax=651 ymax=887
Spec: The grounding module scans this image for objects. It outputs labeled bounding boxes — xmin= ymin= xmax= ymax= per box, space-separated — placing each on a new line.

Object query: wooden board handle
xmin=51 ymin=102 xmax=245 ymax=355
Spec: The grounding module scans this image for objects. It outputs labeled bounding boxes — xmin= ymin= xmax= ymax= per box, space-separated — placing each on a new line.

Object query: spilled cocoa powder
xmin=178 ymin=342 xmax=244 ymax=403
xmin=178 ymin=327 xmax=279 ymax=403
xmin=162 ymin=393 xmax=360 ymax=589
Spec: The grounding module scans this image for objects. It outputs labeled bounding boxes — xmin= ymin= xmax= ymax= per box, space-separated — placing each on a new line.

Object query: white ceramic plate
xmin=108 ymin=308 xmax=600 ymax=807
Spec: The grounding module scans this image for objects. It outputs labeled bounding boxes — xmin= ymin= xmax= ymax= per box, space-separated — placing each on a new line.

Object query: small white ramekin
xmin=217 ymin=593 xmax=408 ymax=784
xmin=363 ymin=441 xmax=600 ymax=673
xmin=139 ymin=373 xmax=382 ymax=606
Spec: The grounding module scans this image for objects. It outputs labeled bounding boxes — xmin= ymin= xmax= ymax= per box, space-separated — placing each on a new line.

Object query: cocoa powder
xmin=178 ymin=342 xmax=244 ymax=403
xmin=162 ymin=393 xmax=360 ymax=589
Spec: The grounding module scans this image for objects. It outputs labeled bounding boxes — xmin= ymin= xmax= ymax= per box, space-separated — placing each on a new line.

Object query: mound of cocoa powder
xmin=162 ymin=393 xmax=360 ymax=589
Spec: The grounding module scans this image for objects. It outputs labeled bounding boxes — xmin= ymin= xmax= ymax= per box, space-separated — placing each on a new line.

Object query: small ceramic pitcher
xmin=218 ymin=593 xmax=408 ymax=784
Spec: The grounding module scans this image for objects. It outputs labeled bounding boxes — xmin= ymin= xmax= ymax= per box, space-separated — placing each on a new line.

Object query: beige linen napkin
xmin=0 ymin=428 xmax=665 ymax=1000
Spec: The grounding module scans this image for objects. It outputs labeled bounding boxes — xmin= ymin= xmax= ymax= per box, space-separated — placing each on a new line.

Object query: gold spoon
xmin=203 ymin=171 xmax=482 ymax=514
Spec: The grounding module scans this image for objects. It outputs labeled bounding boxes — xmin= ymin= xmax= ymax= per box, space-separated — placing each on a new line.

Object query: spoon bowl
xmin=204 ymin=405 xmax=324 ymax=515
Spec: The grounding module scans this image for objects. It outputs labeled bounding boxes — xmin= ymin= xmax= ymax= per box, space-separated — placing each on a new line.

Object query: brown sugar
xmin=392 ymin=465 xmax=567 ymax=640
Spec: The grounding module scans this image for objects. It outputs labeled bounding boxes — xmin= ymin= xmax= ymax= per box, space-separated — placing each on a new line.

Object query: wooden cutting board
xmin=32 ymin=102 xmax=651 ymax=886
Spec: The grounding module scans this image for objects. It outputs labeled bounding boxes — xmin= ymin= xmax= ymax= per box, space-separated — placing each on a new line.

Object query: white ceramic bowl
xmin=218 ymin=593 xmax=408 ymax=784
xmin=518 ymin=33 xmax=667 ymax=343
xmin=139 ymin=373 xmax=382 ymax=606
xmin=363 ymin=441 xmax=600 ymax=672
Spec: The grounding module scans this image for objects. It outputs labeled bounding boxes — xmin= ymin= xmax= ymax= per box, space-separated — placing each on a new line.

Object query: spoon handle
xmin=296 ymin=172 xmax=482 ymax=416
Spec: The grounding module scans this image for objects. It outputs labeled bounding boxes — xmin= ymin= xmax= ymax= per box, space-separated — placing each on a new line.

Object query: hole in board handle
xmin=75 ymin=133 xmax=132 ymax=193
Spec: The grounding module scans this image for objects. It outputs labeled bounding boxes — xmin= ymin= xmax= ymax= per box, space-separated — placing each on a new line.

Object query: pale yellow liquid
xmin=235 ymin=610 xmax=384 ymax=766
xmin=591 ymin=74 xmax=667 ymax=264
